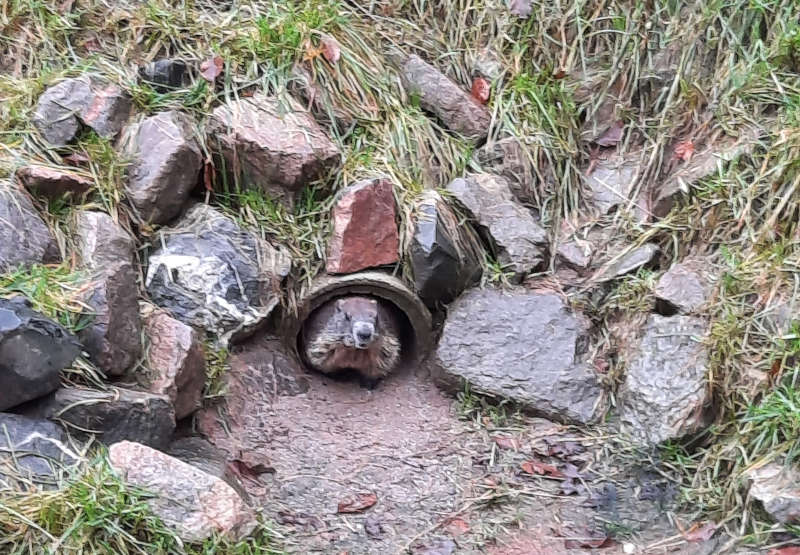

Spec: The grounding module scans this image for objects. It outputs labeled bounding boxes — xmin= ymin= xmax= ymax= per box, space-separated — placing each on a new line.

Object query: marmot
xmin=301 ymin=296 xmax=402 ymax=385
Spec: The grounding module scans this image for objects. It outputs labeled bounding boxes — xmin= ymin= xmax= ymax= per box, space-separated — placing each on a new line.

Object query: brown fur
xmin=302 ymin=296 xmax=402 ymax=380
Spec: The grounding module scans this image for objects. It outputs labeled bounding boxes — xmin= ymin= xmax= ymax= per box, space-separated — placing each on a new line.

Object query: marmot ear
xmin=335 ymin=298 xmax=346 ymax=311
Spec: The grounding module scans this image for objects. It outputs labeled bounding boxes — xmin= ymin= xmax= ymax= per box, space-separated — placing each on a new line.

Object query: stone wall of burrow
xmin=0 ymin=53 xmax=749 ymax=500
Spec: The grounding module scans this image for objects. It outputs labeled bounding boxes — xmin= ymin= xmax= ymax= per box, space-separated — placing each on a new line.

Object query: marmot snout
xmin=301 ymin=296 xmax=402 ymax=383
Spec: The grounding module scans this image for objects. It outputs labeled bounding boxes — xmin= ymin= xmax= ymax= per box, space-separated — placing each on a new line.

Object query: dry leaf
xmin=200 ymin=55 xmax=224 ymax=82
xmin=337 ymin=492 xmax=378 ymax=513
xmin=320 ymin=34 xmax=341 ymax=64
xmin=595 ymin=120 xmax=624 ymax=147
xmin=203 ymin=159 xmax=215 ymax=192
xmin=471 ymin=77 xmax=491 ymax=104
xmin=521 ymin=460 xmax=565 ymax=479
xmin=673 ymin=140 xmax=695 ymax=162
xmin=509 ymin=0 xmax=532 ymax=18
xmin=684 ymin=521 xmax=717 ymax=542
xmin=565 ymin=536 xmax=613 ymax=549
xmin=445 ymin=517 xmax=470 ymax=537
xmin=492 ymin=436 xmax=519 ymax=450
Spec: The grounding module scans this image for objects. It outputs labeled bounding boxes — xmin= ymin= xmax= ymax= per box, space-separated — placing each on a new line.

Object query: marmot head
xmin=334 ymin=296 xmax=379 ymax=350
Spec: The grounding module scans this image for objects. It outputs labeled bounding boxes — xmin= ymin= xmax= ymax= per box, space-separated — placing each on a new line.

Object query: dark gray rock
xmin=126 ymin=111 xmax=203 ymax=224
xmin=654 ymin=259 xmax=713 ymax=314
xmin=432 ymin=288 xmax=606 ymax=424
xmin=0 ymin=181 xmax=58 ymax=272
xmin=145 ymin=204 xmax=291 ymax=344
xmin=474 ymin=138 xmax=535 ymax=204
xmin=22 ymin=386 xmax=175 ymax=450
xmin=619 ymin=315 xmax=709 ymax=444
xmin=393 ymin=53 xmax=490 ymax=143
xmin=0 ymin=297 xmax=81 ymax=411
xmin=0 ymin=413 xmax=78 ymax=490
xmin=74 ymin=211 xmax=142 ymax=376
xmin=207 ymin=94 xmax=340 ymax=208
xmin=447 ymin=174 xmax=546 ymax=281
xmin=139 ymin=59 xmax=188 ymax=92
xmin=410 ymin=191 xmax=481 ymax=307
xmin=746 ymin=461 xmax=800 ymax=524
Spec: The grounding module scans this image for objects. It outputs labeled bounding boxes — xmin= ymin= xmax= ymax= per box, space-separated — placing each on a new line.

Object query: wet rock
xmin=409 ymin=191 xmax=481 ymax=306
xmin=474 ymin=138 xmax=535 ymax=204
xmin=0 ymin=413 xmax=78 ymax=490
xmin=432 ymin=288 xmax=606 ymax=425
xmin=16 ymin=165 xmax=92 ymax=198
xmin=0 ymin=181 xmax=58 ymax=272
xmin=145 ymin=204 xmax=291 ymax=344
xmin=326 ymin=177 xmax=399 ymax=274
xmin=142 ymin=306 xmax=206 ymax=420
xmin=208 ymin=94 xmax=340 ymax=208
xmin=585 ymin=153 xmax=640 ymax=214
xmin=33 ymin=76 xmax=131 ymax=147
xmin=605 ymin=243 xmax=659 ymax=278
xmin=289 ymin=63 xmax=356 ymax=135
xmin=654 ymin=259 xmax=712 ymax=314
xmin=619 ymin=315 xmax=709 ymax=444
xmin=393 ymin=53 xmax=491 ymax=143
xmin=0 ymin=297 xmax=81 ymax=411
xmin=22 ymin=386 xmax=175 ymax=450
xmin=447 ymin=174 xmax=546 ymax=281
xmin=109 ymin=441 xmax=256 ymax=542
xmin=196 ymin=336 xmax=309 ymax=471
xmin=138 ymin=59 xmax=188 ymax=92
xmin=75 ymin=211 xmax=142 ymax=376
xmin=126 ymin=110 xmax=203 ymax=224
xmin=746 ymin=461 xmax=800 ymax=524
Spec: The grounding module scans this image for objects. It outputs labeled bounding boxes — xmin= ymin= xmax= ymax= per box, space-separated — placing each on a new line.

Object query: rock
xmin=142 ymin=307 xmax=206 ymax=420
xmin=0 ymin=297 xmax=81 ymax=412
xmin=604 ymin=243 xmax=659 ymax=278
xmin=474 ymin=138 xmax=535 ymax=204
xmin=584 ymin=153 xmax=640 ymax=214
xmin=126 ymin=110 xmax=203 ymax=224
xmin=409 ymin=191 xmax=481 ymax=306
xmin=556 ymin=239 xmax=593 ymax=270
xmin=432 ymin=288 xmax=606 ymax=425
xmin=0 ymin=413 xmax=78 ymax=490
xmin=109 ymin=441 xmax=256 ymax=542
xmin=138 ymin=59 xmax=188 ymax=92
xmin=196 ymin=336 xmax=309 ymax=471
xmin=207 ymin=94 xmax=340 ymax=208
xmin=289 ymin=64 xmax=355 ymax=135
xmin=22 ymin=386 xmax=175 ymax=450
xmin=654 ymin=259 xmax=712 ymax=314
xmin=746 ymin=461 xmax=800 ymax=524
xmin=394 ymin=53 xmax=491 ymax=143
xmin=619 ymin=315 xmax=709 ymax=444
xmin=166 ymin=436 xmax=250 ymax=501
xmin=0 ymin=181 xmax=58 ymax=272
xmin=15 ymin=165 xmax=93 ymax=198
xmin=447 ymin=174 xmax=546 ymax=281
xmin=326 ymin=178 xmax=399 ymax=274
xmin=145 ymin=204 xmax=291 ymax=344
xmin=33 ymin=76 xmax=131 ymax=147
xmin=74 ymin=211 xmax=142 ymax=376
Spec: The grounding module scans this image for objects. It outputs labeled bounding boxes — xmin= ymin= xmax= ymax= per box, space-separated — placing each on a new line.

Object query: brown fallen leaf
xmin=471 ymin=77 xmax=491 ymax=104
xmin=521 ymin=460 xmax=565 ymax=479
xmin=337 ymin=492 xmax=378 ymax=513
xmin=564 ymin=536 xmax=614 ymax=549
xmin=320 ymin=34 xmax=341 ymax=64
xmin=509 ymin=0 xmax=532 ymax=18
xmin=684 ymin=521 xmax=718 ymax=542
xmin=445 ymin=517 xmax=470 ymax=537
xmin=200 ymin=55 xmax=224 ymax=82
xmin=492 ymin=436 xmax=519 ymax=450
xmin=673 ymin=139 xmax=695 ymax=162
xmin=203 ymin=159 xmax=215 ymax=192
xmin=595 ymin=120 xmax=624 ymax=147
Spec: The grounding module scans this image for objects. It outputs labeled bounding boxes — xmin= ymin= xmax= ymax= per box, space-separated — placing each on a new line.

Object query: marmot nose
xmin=356 ymin=329 xmax=373 ymax=341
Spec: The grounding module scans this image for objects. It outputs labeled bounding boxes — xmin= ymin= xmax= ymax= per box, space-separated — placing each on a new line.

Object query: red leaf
xmin=521 ymin=460 xmax=565 ymax=479
xmin=337 ymin=492 xmax=378 ymax=513
xmin=492 ymin=436 xmax=519 ymax=450
xmin=445 ymin=517 xmax=470 ymax=537
xmin=203 ymin=159 xmax=215 ymax=192
xmin=471 ymin=77 xmax=491 ymax=104
xmin=673 ymin=140 xmax=695 ymax=162
xmin=200 ymin=55 xmax=224 ymax=82
xmin=595 ymin=120 xmax=624 ymax=147
xmin=320 ymin=34 xmax=341 ymax=64
xmin=509 ymin=0 xmax=532 ymax=18
xmin=768 ymin=548 xmax=800 ymax=555
xmin=684 ymin=521 xmax=717 ymax=542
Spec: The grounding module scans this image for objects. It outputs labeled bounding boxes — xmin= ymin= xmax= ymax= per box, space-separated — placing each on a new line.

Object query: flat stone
xmin=585 ymin=153 xmax=640 ymax=214
xmin=619 ymin=315 xmax=709 ymax=444
xmin=326 ymin=177 xmax=399 ymax=274
xmin=197 ymin=336 xmax=309 ymax=471
xmin=409 ymin=191 xmax=481 ymax=307
xmin=0 ymin=181 xmax=58 ymax=272
xmin=139 ymin=59 xmax=188 ymax=92
xmin=142 ymin=307 xmax=206 ymax=420
xmin=0 ymin=413 xmax=78 ymax=490
xmin=394 ymin=53 xmax=491 ymax=143
xmin=126 ymin=110 xmax=203 ymax=224
xmin=22 ymin=386 xmax=175 ymax=450
xmin=474 ymin=138 xmax=535 ymax=204
xmin=15 ymin=165 xmax=93 ymax=198
xmin=655 ymin=259 xmax=712 ymax=314
xmin=207 ymin=94 xmax=340 ymax=208
xmin=145 ymin=204 xmax=291 ymax=345
xmin=109 ymin=441 xmax=256 ymax=542
xmin=746 ymin=461 xmax=800 ymax=524
xmin=0 ymin=297 xmax=81 ymax=411
xmin=605 ymin=243 xmax=659 ymax=278
xmin=432 ymin=288 xmax=606 ymax=424
xmin=447 ymin=174 xmax=546 ymax=281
